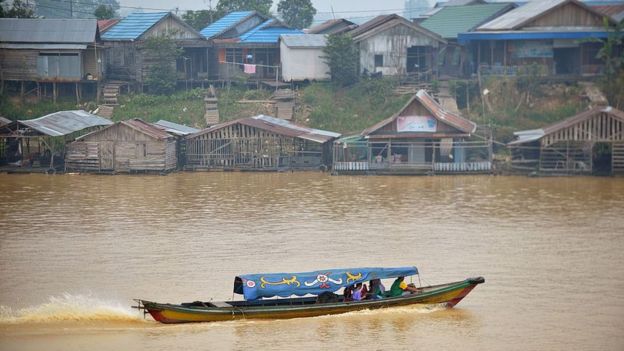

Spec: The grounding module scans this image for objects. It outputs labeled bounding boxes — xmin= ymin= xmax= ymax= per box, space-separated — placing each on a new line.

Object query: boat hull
xmin=137 ymin=277 xmax=484 ymax=324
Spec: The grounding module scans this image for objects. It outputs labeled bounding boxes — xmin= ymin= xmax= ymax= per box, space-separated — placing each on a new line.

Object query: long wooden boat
xmin=134 ymin=267 xmax=484 ymax=324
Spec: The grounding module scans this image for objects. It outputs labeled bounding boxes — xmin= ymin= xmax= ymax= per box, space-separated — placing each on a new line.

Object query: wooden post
xmin=75 ymin=83 xmax=80 ymax=104
xmin=20 ymin=81 xmax=25 ymax=101
xmin=53 ymin=82 xmax=57 ymax=104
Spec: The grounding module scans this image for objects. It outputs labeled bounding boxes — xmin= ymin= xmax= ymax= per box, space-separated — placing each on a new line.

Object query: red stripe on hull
xmin=446 ymin=284 xmax=477 ymax=307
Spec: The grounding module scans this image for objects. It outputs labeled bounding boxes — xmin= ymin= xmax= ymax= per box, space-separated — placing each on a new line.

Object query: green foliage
xmin=2 ymin=0 xmax=34 ymax=18
xmin=300 ymin=79 xmax=409 ymax=134
xmin=93 ymin=5 xmax=116 ymax=19
xmin=35 ymin=0 xmax=119 ymax=19
xmin=277 ymin=0 xmax=316 ymax=29
xmin=0 ymin=96 xmax=78 ymax=120
xmin=144 ymin=35 xmax=183 ymax=95
xmin=596 ymin=19 xmax=624 ymax=109
xmin=113 ymin=89 xmax=205 ymax=127
xmin=216 ymin=0 xmax=272 ymax=16
xmin=323 ymin=34 xmax=359 ymax=86
xmin=182 ymin=10 xmax=221 ymax=31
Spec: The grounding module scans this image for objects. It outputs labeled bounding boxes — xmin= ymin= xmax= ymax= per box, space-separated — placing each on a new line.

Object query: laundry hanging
xmin=244 ymin=64 xmax=256 ymax=74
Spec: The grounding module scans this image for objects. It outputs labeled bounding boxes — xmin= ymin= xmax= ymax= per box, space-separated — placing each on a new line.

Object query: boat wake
xmin=0 ymin=293 xmax=148 ymax=326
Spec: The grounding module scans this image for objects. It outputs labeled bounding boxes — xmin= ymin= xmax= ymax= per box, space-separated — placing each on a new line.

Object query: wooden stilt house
xmin=65 ymin=119 xmax=176 ymax=173
xmin=185 ymin=115 xmax=340 ymax=171
xmin=333 ymin=89 xmax=491 ymax=175
xmin=509 ymin=106 xmax=624 ymax=175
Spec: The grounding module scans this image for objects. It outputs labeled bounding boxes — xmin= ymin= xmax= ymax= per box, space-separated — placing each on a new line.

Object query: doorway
xmin=592 ymin=142 xmax=612 ymax=175
xmin=553 ymin=47 xmax=580 ymax=75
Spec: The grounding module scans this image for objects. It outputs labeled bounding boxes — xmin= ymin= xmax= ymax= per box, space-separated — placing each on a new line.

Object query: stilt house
xmin=333 ymin=90 xmax=491 ymax=175
xmin=65 ymin=119 xmax=177 ymax=173
xmin=185 ymin=115 xmax=341 ymax=171
xmin=509 ymin=106 xmax=624 ymax=175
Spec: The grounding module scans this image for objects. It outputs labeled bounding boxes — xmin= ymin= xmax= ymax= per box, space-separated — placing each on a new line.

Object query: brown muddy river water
xmin=0 ymin=173 xmax=623 ymax=350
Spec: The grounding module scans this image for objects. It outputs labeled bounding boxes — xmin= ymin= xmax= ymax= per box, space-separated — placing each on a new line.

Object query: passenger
xmin=352 ymin=282 xmax=368 ymax=301
xmin=368 ymin=279 xmax=386 ymax=299
xmin=344 ymin=285 xmax=354 ymax=302
xmin=389 ymin=276 xmax=419 ymax=297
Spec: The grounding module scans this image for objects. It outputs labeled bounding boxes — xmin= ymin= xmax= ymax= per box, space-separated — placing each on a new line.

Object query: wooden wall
xmin=66 ymin=123 xmax=176 ymax=173
xmin=525 ymin=3 xmax=605 ymax=28
xmin=541 ymin=112 xmax=624 ymax=147
xmin=0 ymin=50 xmax=38 ymax=80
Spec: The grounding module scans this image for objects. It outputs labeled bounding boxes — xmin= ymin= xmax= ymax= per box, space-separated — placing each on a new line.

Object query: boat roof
xmin=234 ymin=266 xmax=418 ymax=300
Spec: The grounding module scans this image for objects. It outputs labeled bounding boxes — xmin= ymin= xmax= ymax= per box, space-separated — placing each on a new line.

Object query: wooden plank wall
xmin=541 ymin=112 xmax=624 ymax=147
xmin=186 ymin=123 xmax=323 ymax=169
xmin=0 ymin=50 xmax=38 ymax=80
xmin=527 ymin=3 xmax=605 ymax=28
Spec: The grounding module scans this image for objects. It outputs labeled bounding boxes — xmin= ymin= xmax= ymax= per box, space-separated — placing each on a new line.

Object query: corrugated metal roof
xmin=189 ymin=115 xmax=340 ymax=143
xmin=122 ymin=119 xmax=173 ymax=140
xmin=361 ymin=90 xmax=476 ymax=137
xmin=0 ymin=44 xmax=87 ymax=49
xmin=98 ymin=19 xmax=120 ymax=33
xmin=280 ymin=34 xmax=327 ymax=48
xmin=0 ymin=117 xmax=11 ymax=127
xmin=102 ymin=12 xmax=169 ymax=41
xmin=349 ymin=14 xmax=446 ymax=44
xmin=307 ymin=19 xmax=357 ymax=34
xmin=478 ymin=0 xmax=611 ymax=31
xmin=592 ymin=4 xmax=624 ymax=21
xmin=200 ymin=11 xmax=255 ymax=39
xmin=0 ymin=19 xmax=97 ymax=43
xmin=153 ymin=120 xmax=200 ymax=136
xmin=19 ymin=110 xmax=112 ymax=137
xmin=240 ymin=19 xmax=303 ymax=43
xmin=420 ymin=4 xmax=515 ymax=39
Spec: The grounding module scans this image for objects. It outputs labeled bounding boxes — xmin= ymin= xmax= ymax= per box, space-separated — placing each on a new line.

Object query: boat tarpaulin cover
xmin=234 ymin=266 xmax=418 ymax=300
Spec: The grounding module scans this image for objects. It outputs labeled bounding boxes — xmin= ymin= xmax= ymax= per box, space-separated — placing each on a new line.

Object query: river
xmin=0 ymin=173 xmax=623 ymax=350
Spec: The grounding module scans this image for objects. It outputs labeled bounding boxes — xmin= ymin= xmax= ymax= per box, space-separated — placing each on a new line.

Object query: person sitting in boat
xmin=367 ymin=279 xmax=385 ymax=299
xmin=352 ymin=282 xmax=368 ymax=301
xmin=389 ymin=276 xmax=419 ymax=297
xmin=343 ymin=285 xmax=354 ymax=302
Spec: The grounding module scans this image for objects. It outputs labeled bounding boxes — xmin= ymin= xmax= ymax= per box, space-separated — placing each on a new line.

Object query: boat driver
xmin=389 ymin=276 xmax=420 ymax=297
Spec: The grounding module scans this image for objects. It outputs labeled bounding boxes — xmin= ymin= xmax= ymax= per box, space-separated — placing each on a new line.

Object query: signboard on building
xmin=397 ymin=116 xmax=437 ymax=132
xmin=512 ymin=41 xmax=553 ymax=58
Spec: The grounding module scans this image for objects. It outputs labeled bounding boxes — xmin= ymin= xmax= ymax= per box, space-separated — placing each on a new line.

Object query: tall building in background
xmin=404 ymin=0 xmax=433 ymax=20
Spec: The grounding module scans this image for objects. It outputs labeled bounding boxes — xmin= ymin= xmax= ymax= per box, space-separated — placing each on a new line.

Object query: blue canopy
xmin=233 ymin=266 xmax=418 ymax=300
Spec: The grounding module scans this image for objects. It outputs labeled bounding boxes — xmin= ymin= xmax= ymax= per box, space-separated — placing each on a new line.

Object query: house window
xmin=37 ymin=53 xmax=81 ymax=79
xmin=374 ymin=54 xmax=383 ymax=67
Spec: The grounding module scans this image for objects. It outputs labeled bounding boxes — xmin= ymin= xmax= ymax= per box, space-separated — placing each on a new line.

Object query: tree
xmin=596 ymin=19 xmax=624 ymax=109
xmin=323 ymin=34 xmax=359 ymax=86
xmin=182 ymin=9 xmax=222 ymax=31
xmin=0 ymin=0 xmax=5 ymax=17
xmin=144 ymin=35 xmax=183 ymax=95
xmin=94 ymin=5 xmax=116 ymax=19
xmin=35 ymin=0 xmax=120 ymax=19
xmin=2 ymin=0 xmax=35 ymax=18
xmin=277 ymin=0 xmax=316 ymax=29
xmin=216 ymin=0 xmax=273 ymax=16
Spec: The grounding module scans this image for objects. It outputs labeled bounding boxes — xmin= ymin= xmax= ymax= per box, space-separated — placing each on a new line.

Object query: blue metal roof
xmin=102 ymin=12 xmax=169 ymax=41
xmin=458 ymin=30 xmax=611 ymax=43
xmin=240 ymin=19 xmax=303 ymax=43
xmin=200 ymin=11 xmax=254 ymax=39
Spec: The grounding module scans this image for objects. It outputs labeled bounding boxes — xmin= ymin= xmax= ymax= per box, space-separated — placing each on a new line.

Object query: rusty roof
xmin=591 ymin=4 xmax=624 ymax=22
xmin=307 ymin=19 xmax=357 ymax=34
xmin=509 ymin=106 xmax=624 ymax=145
xmin=188 ymin=115 xmax=341 ymax=143
xmin=122 ymin=119 xmax=173 ymax=140
xmin=97 ymin=19 xmax=120 ymax=33
xmin=362 ymin=90 xmax=476 ymax=137
xmin=17 ymin=110 xmax=112 ymax=137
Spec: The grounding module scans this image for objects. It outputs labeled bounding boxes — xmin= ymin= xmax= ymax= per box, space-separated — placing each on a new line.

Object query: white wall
xmin=280 ymin=42 xmax=330 ymax=82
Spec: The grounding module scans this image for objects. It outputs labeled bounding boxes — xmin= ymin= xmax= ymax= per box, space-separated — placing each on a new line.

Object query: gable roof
xmin=102 ymin=12 xmax=169 ymax=40
xmin=97 ymin=19 xmax=119 ymax=34
xmin=239 ymin=19 xmax=303 ymax=43
xmin=349 ymin=14 xmax=446 ymax=44
xmin=190 ymin=115 xmax=341 ymax=143
xmin=421 ymin=3 xmax=516 ymax=39
xmin=200 ymin=11 xmax=257 ymax=39
xmin=362 ymin=90 xmax=476 ymax=137
xmin=478 ymin=0 xmax=615 ymax=31
xmin=307 ymin=19 xmax=357 ymax=35
xmin=0 ymin=19 xmax=98 ymax=44
xmin=509 ymin=106 xmax=624 ymax=145
xmin=444 ymin=0 xmax=488 ymax=5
